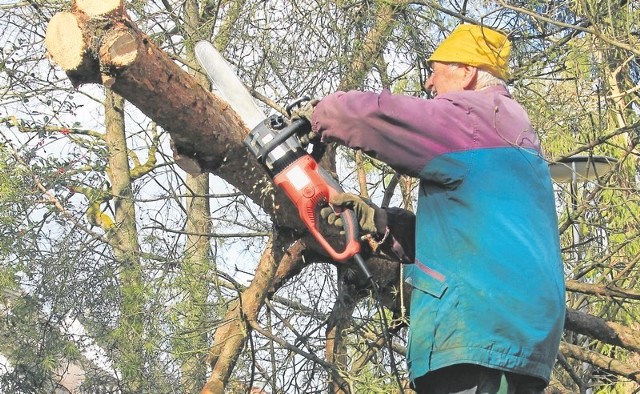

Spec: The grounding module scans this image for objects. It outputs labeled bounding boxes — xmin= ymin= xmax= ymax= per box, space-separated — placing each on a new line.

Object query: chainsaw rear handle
xmin=273 ymin=155 xmax=362 ymax=262
xmin=310 ymin=204 xmax=361 ymax=262
xmin=316 ymin=169 xmax=373 ymax=281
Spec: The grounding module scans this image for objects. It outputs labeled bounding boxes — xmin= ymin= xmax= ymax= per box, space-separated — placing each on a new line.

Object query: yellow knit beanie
xmin=428 ymin=24 xmax=511 ymax=80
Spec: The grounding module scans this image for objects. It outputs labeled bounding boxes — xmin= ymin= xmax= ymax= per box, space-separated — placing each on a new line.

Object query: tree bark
xmin=178 ymin=172 xmax=212 ymax=391
xmin=174 ymin=3 xmax=216 ymax=388
xmin=565 ymin=309 xmax=640 ymax=353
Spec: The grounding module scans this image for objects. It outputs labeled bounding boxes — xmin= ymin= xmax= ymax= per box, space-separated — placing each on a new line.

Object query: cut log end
xmin=45 ymin=12 xmax=85 ymax=71
xmin=75 ymin=0 xmax=123 ymax=18
xmin=100 ymin=30 xmax=139 ymax=68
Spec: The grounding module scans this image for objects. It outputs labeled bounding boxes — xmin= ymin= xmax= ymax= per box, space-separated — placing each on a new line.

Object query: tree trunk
xmin=178 ymin=172 xmax=212 ymax=391
xmin=103 ymin=89 xmax=147 ymax=392
xmin=173 ymin=2 xmax=217 ymax=388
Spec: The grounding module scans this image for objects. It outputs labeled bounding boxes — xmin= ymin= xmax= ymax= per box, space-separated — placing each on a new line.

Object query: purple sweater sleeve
xmin=310 ymin=87 xmax=539 ymax=178
xmin=310 ymin=89 xmax=472 ymax=177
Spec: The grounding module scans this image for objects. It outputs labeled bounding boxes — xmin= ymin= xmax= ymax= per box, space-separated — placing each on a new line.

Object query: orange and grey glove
xmin=320 ymin=193 xmax=387 ymax=235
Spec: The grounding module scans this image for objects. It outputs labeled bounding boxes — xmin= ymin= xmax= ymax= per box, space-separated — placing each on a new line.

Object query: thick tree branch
xmin=44 ymin=1 xmax=299 ymax=226
xmin=202 ymin=235 xmax=303 ymax=394
xmin=565 ymin=309 xmax=640 ymax=353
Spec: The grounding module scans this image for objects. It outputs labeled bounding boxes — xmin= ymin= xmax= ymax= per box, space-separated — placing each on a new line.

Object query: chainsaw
xmin=194 ymin=41 xmax=371 ymax=280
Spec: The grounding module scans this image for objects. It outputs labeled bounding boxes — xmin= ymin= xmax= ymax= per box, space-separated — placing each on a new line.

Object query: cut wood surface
xmin=75 ymin=0 xmax=123 ymax=17
xmin=45 ymin=13 xmax=85 ymax=71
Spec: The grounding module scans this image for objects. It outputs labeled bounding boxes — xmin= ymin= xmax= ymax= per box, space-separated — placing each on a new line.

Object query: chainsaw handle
xmin=273 ymin=156 xmax=362 ymax=262
xmin=304 ymin=165 xmax=361 ymax=262
xmin=307 ymin=202 xmax=371 ymax=280
xmin=307 ymin=203 xmax=361 ymax=262
xmin=271 ymin=155 xmax=371 ymax=279
xmin=316 ymin=165 xmax=362 ymax=261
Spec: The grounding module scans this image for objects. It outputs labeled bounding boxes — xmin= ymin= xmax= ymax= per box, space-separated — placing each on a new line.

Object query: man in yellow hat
xmin=294 ymin=24 xmax=565 ymax=393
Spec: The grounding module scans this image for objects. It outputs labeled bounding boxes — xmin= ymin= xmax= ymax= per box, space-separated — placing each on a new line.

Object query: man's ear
xmin=460 ymin=65 xmax=478 ymax=90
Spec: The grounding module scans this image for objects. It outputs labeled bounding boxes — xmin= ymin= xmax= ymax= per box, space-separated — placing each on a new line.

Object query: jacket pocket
xmin=404 ymin=259 xmax=448 ymax=299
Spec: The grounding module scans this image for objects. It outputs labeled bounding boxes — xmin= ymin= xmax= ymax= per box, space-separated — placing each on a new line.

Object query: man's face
xmin=423 ymin=61 xmax=469 ymax=96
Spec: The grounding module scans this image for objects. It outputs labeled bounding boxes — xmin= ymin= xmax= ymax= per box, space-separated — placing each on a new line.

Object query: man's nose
xmin=423 ymin=75 xmax=435 ymax=93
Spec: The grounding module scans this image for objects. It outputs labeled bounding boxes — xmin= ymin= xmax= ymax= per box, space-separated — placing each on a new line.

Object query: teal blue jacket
xmin=312 ymin=86 xmax=565 ymax=382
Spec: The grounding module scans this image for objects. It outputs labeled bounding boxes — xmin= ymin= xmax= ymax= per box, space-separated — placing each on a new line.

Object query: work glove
xmin=289 ymin=99 xmax=320 ymax=146
xmin=320 ymin=193 xmax=386 ymax=235
xmin=289 ymin=98 xmax=319 ymax=123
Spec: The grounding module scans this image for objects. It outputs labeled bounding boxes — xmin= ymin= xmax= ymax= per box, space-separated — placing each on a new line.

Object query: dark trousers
xmin=411 ymin=364 xmax=547 ymax=394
